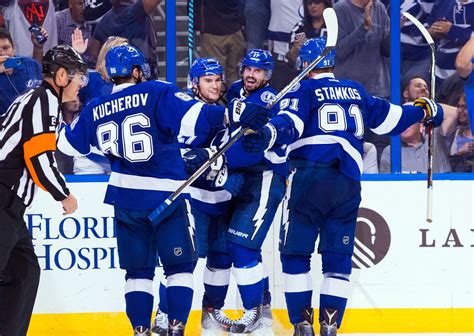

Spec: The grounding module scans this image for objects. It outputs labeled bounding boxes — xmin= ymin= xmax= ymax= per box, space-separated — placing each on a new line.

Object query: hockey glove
xmin=242 ymin=123 xmax=277 ymax=153
xmin=231 ymin=100 xmax=272 ymax=131
xmin=414 ymin=97 xmax=443 ymax=127
xmin=183 ymin=147 xmax=225 ymax=180
xmin=214 ymin=168 xmax=244 ymax=196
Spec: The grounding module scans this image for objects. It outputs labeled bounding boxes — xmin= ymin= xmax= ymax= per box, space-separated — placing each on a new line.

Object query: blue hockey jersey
xmin=58 ymin=80 xmax=226 ymax=209
xmin=225 ymin=80 xmax=288 ymax=175
xmin=266 ymin=73 xmax=426 ymax=181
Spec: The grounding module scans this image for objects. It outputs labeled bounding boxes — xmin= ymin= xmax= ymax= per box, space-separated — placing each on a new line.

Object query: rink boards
xmin=26 ymin=177 xmax=474 ymax=334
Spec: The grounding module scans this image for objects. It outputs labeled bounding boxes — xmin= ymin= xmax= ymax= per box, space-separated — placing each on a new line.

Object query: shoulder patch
xmin=174 ymin=91 xmax=193 ymax=102
xmin=260 ymin=91 xmax=276 ymax=104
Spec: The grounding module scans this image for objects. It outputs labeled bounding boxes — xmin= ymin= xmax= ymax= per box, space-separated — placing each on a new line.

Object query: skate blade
xmin=201 ymin=329 xmax=227 ymax=336
xmin=251 ymin=327 xmax=275 ymax=336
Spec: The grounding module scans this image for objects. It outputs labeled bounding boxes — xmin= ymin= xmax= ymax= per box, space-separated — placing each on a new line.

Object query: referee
xmin=0 ymin=45 xmax=87 ymax=336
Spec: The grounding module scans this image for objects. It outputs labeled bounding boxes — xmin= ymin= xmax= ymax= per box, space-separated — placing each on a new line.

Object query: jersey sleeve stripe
xmin=289 ymin=134 xmax=364 ymax=174
xmin=179 ymin=101 xmax=204 ymax=138
xmin=371 ymin=104 xmax=403 ymax=135
xmin=278 ymin=110 xmax=304 ymax=137
xmin=23 ymin=132 xmax=57 ymax=191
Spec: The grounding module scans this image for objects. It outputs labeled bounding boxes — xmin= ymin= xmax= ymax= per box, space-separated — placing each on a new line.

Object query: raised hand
xmin=71 ymin=28 xmax=89 ymax=54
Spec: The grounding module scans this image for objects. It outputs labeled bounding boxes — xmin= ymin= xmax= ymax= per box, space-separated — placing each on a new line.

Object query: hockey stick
xmin=148 ymin=8 xmax=338 ymax=222
xmin=402 ymin=12 xmax=435 ymax=223
xmin=187 ymin=0 xmax=194 ymax=90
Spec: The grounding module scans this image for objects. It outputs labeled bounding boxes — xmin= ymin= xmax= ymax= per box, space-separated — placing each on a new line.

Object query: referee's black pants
xmin=0 ymin=184 xmax=40 ymax=336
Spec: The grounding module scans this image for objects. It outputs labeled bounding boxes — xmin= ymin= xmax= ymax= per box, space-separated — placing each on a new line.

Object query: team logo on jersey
xmin=175 ymin=91 xmax=193 ymax=102
xmin=287 ymin=82 xmax=300 ymax=93
xmin=173 ymin=247 xmax=183 ymax=256
xmin=352 ymin=207 xmax=391 ymax=269
xmin=342 ymin=236 xmax=350 ymax=245
xmin=260 ymin=91 xmax=276 ymax=104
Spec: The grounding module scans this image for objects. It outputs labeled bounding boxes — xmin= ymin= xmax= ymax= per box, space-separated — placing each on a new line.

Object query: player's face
xmin=457 ymin=96 xmax=468 ymax=126
xmin=0 ymin=38 xmax=15 ymax=58
xmin=404 ymin=78 xmax=429 ymax=102
xmin=242 ymin=66 xmax=267 ymax=93
xmin=197 ymin=74 xmax=223 ymax=104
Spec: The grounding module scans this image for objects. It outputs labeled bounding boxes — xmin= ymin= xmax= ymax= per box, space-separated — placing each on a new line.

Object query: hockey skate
xmin=229 ymin=305 xmax=274 ymax=335
xmin=168 ymin=319 xmax=185 ymax=336
xmin=134 ymin=326 xmax=151 ymax=336
xmin=151 ymin=309 xmax=168 ymax=336
xmin=261 ymin=303 xmax=273 ymax=327
xmin=293 ymin=308 xmax=315 ymax=336
xmin=319 ymin=308 xmax=338 ymax=336
xmin=201 ymin=307 xmax=235 ymax=335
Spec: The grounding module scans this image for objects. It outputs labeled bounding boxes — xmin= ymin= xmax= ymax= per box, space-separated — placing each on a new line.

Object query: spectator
xmin=267 ymin=0 xmax=303 ymax=90
xmin=334 ymin=0 xmax=390 ymax=98
xmin=195 ymin=0 xmax=245 ymax=85
xmin=83 ymin=0 xmax=112 ymax=25
xmin=448 ymin=94 xmax=473 ymax=172
xmin=0 ymin=28 xmax=42 ymax=115
xmin=430 ymin=0 xmax=473 ymax=87
xmin=2 ymin=0 xmax=58 ymax=57
xmin=334 ymin=0 xmax=391 ymax=162
xmin=286 ymin=0 xmax=333 ymax=68
xmin=56 ymin=0 xmax=93 ymax=66
xmin=363 ymin=142 xmax=378 ymax=173
xmin=380 ymin=76 xmax=452 ymax=173
xmin=89 ymin=0 xmax=160 ymax=79
xmin=244 ymin=0 xmax=271 ymax=51
xmin=400 ymin=0 xmax=451 ymax=83
xmin=455 ymin=35 xmax=474 ymax=135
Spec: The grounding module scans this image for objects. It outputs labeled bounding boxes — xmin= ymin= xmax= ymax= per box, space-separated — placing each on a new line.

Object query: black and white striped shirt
xmin=0 ymin=81 xmax=69 ymax=207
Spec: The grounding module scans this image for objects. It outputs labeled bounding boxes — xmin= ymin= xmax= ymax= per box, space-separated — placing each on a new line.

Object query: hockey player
xmin=185 ymin=49 xmax=285 ymax=335
xmin=152 ymin=58 xmax=240 ymax=335
xmin=57 ymin=45 xmax=272 ymax=336
xmin=0 ymin=45 xmax=85 ymax=336
xmin=242 ymin=37 xmax=444 ymax=336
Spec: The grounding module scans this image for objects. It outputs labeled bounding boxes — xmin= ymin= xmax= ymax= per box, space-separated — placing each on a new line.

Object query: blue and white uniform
xmin=224 ymin=73 xmax=286 ymax=317
xmin=257 ymin=37 xmax=433 ymax=331
xmin=57 ymin=46 xmax=228 ymax=330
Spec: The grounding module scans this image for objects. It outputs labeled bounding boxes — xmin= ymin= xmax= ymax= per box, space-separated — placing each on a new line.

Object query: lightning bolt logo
xmin=282 ymin=170 xmax=296 ymax=246
xmin=251 ymin=172 xmax=273 ymax=240
xmin=184 ymin=200 xmax=196 ymax=251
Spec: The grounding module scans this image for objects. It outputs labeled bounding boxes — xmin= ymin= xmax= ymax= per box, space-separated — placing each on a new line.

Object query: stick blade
xmin=323 ymin=8 xmax=338 ymax=48
xmin=402 ymin=12 xmax=435 ymax=47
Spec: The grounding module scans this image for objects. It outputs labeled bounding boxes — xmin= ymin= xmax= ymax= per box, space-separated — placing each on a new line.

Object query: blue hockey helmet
xmin=296 ymin=36 xmax=336 ymax=70
xmin=240 ymin=49 xmax=274 ymax=79
xmin=105 ymin=45 xmax=151 ymax=80
xmin=189 ymin=57 xmax=224 ymax=84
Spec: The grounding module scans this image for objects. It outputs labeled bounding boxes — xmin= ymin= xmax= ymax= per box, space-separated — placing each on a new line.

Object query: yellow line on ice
xmin=28 ymin=308 xmax=474 ymax=335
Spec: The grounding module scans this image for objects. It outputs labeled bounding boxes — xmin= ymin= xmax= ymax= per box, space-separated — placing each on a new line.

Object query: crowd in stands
xmin=0 ymin=0 xmax=473 ymax=174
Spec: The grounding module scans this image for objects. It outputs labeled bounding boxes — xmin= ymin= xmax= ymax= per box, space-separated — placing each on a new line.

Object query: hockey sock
xmin=158 ymin=276 xmax=168 ymax=314
xmin=124 ymin=278 xmax=154 ymax=328
xmin=232 ymin=261 xmax=264 ymax=310
xmin=283 ymin=272 xmax=313 ymax=324
xmin=319 ymin=273 xmax=350 ymax=327
xmin=261 ymin=262 xmax=272 ymax=305
xmin=166 ymin=273 xmax=194 ymax=323
xmin=202 ymin=266 xmax=230 ymax=309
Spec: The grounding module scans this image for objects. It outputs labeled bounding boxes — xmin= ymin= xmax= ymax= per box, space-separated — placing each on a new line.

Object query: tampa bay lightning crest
xmin=260 ymin=91 xmax=276 ymax=104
